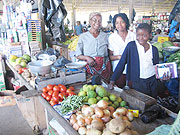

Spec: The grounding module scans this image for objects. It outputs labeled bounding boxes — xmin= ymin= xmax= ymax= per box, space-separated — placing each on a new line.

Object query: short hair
xmin=136 ymin=23 xmax=152 ymax=33
xmin=156 ymin=29 xmax=161 ymax=34
xmin=113 ymin=13 xmax=130 ymax=30
xmin=89 ymin=12 xmax=102 ymax=21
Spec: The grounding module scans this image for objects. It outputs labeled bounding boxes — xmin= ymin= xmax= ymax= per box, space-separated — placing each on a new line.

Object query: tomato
xmin=58 ymin=84 xmax=64 ymax=88
xmin=52 ymin=91 xmax=59 ymax=97
xmin=49 ymin=100 xmax=57 ymax=106
xmin=46 ymin=95 xmax=52 ymax=101
xmin=58 ymin=84 xmax=67 ymax=92
xmin=52 ymin=96 xmax=59 ymax=103
xmin=59 ymin=98 xmax=63 ymax=102
xmin=47 ymin=84 xmax=53 ymax=91
xmin=42 ymin=87 xmax=48 ymax=93
xmin=62 ymin=92 xmax=68 ymax=97
xmin=66 ymin=89 xmax=72 ymax=94
xmin=58 ymin=93 xmax=64 ymax=99
xmin=41 ymin=92 xmax=48 ymax=99
xmin=53 ymin=86 xmax=60 ymax=92
xmin=69 ymin=86 xmax=75 ymax=91
xmin=68 ymin=92 xmax=76 ymax=96
xmin=48 ymin=90 xmax=53 ymax=96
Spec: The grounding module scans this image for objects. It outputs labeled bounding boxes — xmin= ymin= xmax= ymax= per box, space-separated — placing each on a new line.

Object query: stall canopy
xmin=63 ymin=0 xmax=177 ymax=14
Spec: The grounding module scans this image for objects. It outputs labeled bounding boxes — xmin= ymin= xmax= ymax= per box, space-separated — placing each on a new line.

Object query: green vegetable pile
xmin=57 ymin=95 xmax=85 ymax=115
xmin=167 ymin=50 xmax=180 ymax=69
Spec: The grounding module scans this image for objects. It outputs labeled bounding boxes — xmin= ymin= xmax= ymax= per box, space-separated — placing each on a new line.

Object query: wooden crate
xmin=120 ymin=89 xmax=156 ymax=112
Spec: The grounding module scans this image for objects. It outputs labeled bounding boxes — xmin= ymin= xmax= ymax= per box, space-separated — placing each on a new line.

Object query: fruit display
xmin=68 ymin=100 xmax=137 ymax=135
xmin=41 ymin=84 xmax=76 ymax=106
xmin=9 ymin=54 xmax=31 ymax=68
xmin=68 ymin=35 xmax=79 ymax=51
xmin=78 ymin=84 xmax=127 ymax=109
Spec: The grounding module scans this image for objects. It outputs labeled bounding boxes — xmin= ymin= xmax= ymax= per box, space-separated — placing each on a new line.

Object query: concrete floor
xmin=0 ymin=105 xmax=35 ymax=135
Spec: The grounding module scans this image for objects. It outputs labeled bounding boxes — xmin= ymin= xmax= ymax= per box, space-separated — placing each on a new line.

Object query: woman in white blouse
xmin=108 ymin=13 xmax=136 ymax=88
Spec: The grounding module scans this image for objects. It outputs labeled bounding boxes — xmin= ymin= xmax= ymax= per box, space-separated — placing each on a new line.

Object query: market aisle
xmin=0 ymin=105 xmax=35 ymax=135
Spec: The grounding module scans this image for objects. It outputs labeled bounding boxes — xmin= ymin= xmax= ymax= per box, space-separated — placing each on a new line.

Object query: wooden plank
xmin=6 ymin=60 xmax=34 ymax=90
xmin=38 ymin=96 xmax=79 ymax=135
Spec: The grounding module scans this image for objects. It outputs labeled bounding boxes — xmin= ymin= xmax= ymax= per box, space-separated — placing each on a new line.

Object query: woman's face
xmin=115 ymin=16 xmax=127 ymax=32
xmin=136 ymin=28 xmax=151 ymax=46
xmin=90 ymin=15 xmax=102 ymax=30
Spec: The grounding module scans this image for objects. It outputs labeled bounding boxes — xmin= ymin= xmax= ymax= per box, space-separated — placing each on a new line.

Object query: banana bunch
xmin=68 ymin=36 xmax=79 ymax=51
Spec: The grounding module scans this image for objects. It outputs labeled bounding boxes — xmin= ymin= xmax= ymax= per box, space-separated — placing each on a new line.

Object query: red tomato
xmin=52 ymin=96 xmax=59 ymax=103
xmin=46 ymin=95 xmax=52 ymax=101
xmin=58 ymin=93 xmax=64 ymax=99
xmin=58 ymin=84 xmax=64 ymax=88
xmin=48 ymin=90 xmax=53 ymax=96
xmin=68 ymin=92 xmax=76 ymax=96
xmin=69 ymin=86 xmax=75 ymax=91
xmin=66 ymin=89 xmax=72 ymax=94
xmin=47 ymin=84 xmax=53 ymax=91
xmin=59 ymin=98 xmax=63 ymax=102
xmin=52 ymin=91 xmax=59 ymax=97
xmin=49 ymin=100 xmax=57 ymax=106
xmin=42 ymin=87 xmax=48 ymax=93
xmin=53 ymin=86 xmax=60 ymax=92
xmin=41 ymin=92 xmax=48 ymax=99
xmin=62 ymin=92 xmax=68 ymax=97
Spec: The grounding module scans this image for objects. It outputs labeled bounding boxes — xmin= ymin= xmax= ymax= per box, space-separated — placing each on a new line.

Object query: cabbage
xmin=162 ymin=41 xmax=174 ymax=48
xmin=153 ymin=42 xmax=162 ymax=52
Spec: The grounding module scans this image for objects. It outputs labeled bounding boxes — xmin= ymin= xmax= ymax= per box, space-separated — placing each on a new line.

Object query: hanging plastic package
xmin=42 ymin=0 xmax=67 ymax=42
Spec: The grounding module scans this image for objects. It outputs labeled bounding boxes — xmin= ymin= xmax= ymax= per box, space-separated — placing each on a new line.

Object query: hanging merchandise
xmin=42 ymin=0 xmax=67 ymax=42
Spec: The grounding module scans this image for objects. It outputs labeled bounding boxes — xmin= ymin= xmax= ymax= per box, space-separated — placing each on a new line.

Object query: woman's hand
xmin=108 ymin=81 xmax=115 ymax=90
xmin=86 ymin=56 xmax=96 ymax=66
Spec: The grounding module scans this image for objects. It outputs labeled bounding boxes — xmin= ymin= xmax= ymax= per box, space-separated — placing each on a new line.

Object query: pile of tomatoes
xmin=41 ymin=84 xmax=76 ymax=106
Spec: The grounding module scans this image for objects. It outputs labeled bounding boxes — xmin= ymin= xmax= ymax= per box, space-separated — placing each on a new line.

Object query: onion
xmin=91 ymin=114 xmax=98 ymax=119
xmin=85 ymin=117 xmax=93 ymax=125
xmin=126 ymin=112 xmax=134 ymax=121
xmin=95 ymin=107 xmax=104 ymax=118
xmin=122 ymin=116 xmax=129 ymax=121
xmin=77 ymin=118 xmax=85 ymax=127
xmin=107 ymin=106 xmax=115 ymax=117
xmin=70 ymin=114 xmax=77 ymax=120
xmin=70 ymin=117 xmax=77 ymax=125
xmin=97 ymin=100 xmax=108 ymax=109
xmin=90 ymin=104 xmax=98 ymax=108
xmin=78 ymin=127 xmax=87 ymax=135
xmin=86 ymin=125 xmax=91 ymax=130
xmin=76 ymin=110 xmax=82 ymax=116
xmin=103 ymin=109 xmax=111 ymax=117
xmin=84 ymin=106 xmax=94 ymax=117
xmin=113 ymin=111 xmax=123 ymax=119
xmin=82 ymin=105 xmax=88 ymax=114
xmin=73 ymin=122 xmax=80 ymax=131
xmin=115 ymin=107 xmax=127 ymax=116
xmin=77 ymin=114 xmax=84 ymax=120
xmin=101 ymin=115 xmax=111 ymax=123
xmin=92 ymin=118 xmax=103 ymax=124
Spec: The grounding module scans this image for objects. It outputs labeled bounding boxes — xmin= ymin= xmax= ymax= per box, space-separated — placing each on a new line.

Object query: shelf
xmin=6 ymin=60 xmax=34 ymax=90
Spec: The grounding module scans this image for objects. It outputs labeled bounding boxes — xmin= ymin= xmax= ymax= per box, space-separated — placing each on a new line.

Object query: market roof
xmin=63 ymin=0 xmax=177 ymax=14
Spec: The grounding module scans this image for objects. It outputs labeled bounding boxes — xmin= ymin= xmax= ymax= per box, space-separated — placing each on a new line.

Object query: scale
xmin=35 ymin=62 xmax=87 ymax=90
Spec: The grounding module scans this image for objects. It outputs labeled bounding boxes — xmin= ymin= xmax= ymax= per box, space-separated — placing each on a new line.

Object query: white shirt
xmin=108 ymin=30 xmax=136 ymax=72
xmin=135 ymin=40 xmax=156 ymax=79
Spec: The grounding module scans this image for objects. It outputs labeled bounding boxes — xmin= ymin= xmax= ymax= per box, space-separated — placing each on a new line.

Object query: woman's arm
xmin=76 ymin=55 xmax=96 ymax=66
xmin=109 ymin=50 xmax=121 ymax=61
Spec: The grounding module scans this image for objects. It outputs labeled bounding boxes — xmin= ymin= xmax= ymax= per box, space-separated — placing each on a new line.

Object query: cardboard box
xmin=158 ymin=36 xmax=170 ymax=43
xmin=0 ymin=90 xmax=16 ymax=107
xmin=15 ymin=93 xmax=46 ymax=131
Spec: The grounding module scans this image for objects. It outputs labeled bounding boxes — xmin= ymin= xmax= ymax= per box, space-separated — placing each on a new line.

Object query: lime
xmin=88 ymin=98 xmax=97 ymax=105
xmin=109 ymin=94 xmax=117 ymax=102
xmin=96 ymin=96 xmax=102 ymax=101
xmin=117 ymin=97 xmax=122 ymax=103
xmin=78 ymin=91 xmax=87 ymax=97
xmin=83 ymin=96 xmax=88 ymax=102
xmin=120 ymin=101 xmax=127 ymax=107
xmin=87 ymin=90 xmax=96 ymax=98
xmin=113 ymin=101 xmax=120 ymax=108
xmin=102 ymin=97 xmax=109 ymax=102
xmin=111 ymin=104 xmax=116 ymax=109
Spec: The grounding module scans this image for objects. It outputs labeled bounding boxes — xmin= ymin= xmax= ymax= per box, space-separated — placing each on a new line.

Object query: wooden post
xmin=38 ymin=0 xmax=46 ymax=50
xmin=129 ymin=0 xmax=133 ymax=24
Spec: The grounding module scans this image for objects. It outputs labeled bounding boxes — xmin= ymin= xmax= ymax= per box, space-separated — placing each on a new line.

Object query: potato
xmin=87 ymin=129 xmax=102 ymax=135
xmin=109 ymin=118 xmax=126 ymax=134
xmin=119 ymin=128 xmax=132 ymax=135
xmin=102 ymin=128 xmax=116 ymax=135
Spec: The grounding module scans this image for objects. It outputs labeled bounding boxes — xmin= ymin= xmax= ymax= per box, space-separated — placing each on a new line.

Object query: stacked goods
xmin=78 ymin=84 xmax=127 ymax=109
xmin=69 ymin=100 xmax=137 ymax=135
xmin=41 ymin=84 xmax=76 ymax=106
